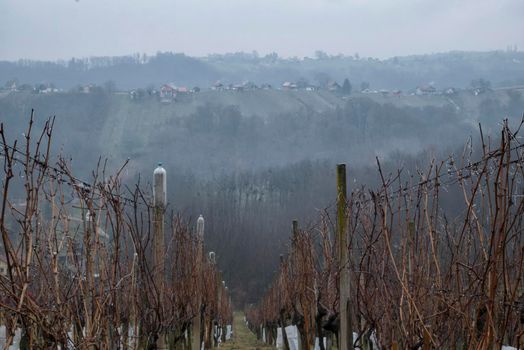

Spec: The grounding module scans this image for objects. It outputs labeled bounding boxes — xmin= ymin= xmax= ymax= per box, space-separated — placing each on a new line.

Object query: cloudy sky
xmin=1 ymin=0 xmax=523 ymax=61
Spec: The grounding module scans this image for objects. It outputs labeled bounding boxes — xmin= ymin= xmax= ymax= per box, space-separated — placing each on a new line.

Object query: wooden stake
xmin=279 ymin=254 xmax=291 ymax=350
xmin=337 ymin=164 xmax=354 ymax=350
xmin=423 ymin=325 xmax=431 ymax=350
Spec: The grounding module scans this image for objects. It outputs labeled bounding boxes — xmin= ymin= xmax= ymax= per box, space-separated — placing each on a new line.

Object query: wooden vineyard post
xmin=215 ymin=267 xmax=222 ymax=348
xmin=292 ymin=220 xmax=309 ymax=350
xmin=337 ymin=164 xmax=354 ymax=350
xmin=423 ymin=325 xmax=431 ymax=350
xmin=206 ymin=251 xmax=216 ymax=349
xmin=220 ymin=278 xmax=228 ymax=344
xmin=153 ymin=163 xmax=167 ymax=348
xmin=279 ymin=254 xmax=291 ymax=350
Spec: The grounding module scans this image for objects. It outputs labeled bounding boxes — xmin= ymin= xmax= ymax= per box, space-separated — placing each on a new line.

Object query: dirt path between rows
xmin=219 ymin=312 xmax=274 ymax=350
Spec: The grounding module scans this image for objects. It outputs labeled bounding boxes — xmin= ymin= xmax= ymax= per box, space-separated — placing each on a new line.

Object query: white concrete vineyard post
xmin=193 ymin=215 xmax=205 ymax=350
xmin=153 ymin=163 xmax=167 ymax=349
xmin=153 ymin=163 xmax=166 ymax=287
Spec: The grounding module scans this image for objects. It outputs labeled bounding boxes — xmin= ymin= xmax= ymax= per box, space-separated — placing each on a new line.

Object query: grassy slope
xmin=1 ymin=87 xmax=522 ymax=175
xmin=98 ymin=89 xmax=346 ymax=167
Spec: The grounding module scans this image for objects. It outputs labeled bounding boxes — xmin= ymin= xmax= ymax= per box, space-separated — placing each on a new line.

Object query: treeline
xmin=1 ymin=91 xmax=523 ymax=305
xmin=1 ymin=50 xmax=524 ymax=90
xmin=4 ymin=91 xmax=523 ymax=178
xmin=0 ymin=53 xmax=217 ymax=91
xmin=174 ymin=145 xmax=488 ymax=306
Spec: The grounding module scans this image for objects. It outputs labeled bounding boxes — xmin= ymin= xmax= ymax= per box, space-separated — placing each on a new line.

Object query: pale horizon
xmin=1 ymin=0 xmax=523 ymax=61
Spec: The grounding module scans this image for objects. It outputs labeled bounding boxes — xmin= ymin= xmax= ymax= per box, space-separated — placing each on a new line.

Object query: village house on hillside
xmin=159 ymin=83 xmax=191 ymax=102
xmin=176 ymin=86 xmax=190 ymax=94
xmin=242 ymin=81 xmax=258 ymax=90
xmin=212 ymin=81 xmax=224 ymax=91
xmin=305 ymin=85 xmax=319 ymax=91
xmin=416 ymin=85 xmax=437 ymax=95
xmin=1 ymin=81 xmax=61 ymax=94
xmin=5 ymin=80 xmax=17 ymax=91
xmin=230 ymin=81 xmax=258 ymax=92
xmin=129 ymin=89 xmax=147 ymax=100
xmin=232 ymin=84 xmax=244 ymax=92
xmin=444 ymin=87 xmax=458 ymax=95
xmin=37 ymin=83 xmax=60 ymax=94
xmin=79 ymin=84 xmax=97 ymax=93
xmin=160 ymin=83 xmax=177 ymax=100
xmin=282 ymin=81 xmax=297 ymax=90
xmin=328 ymin=81 xmax=341 ymax=92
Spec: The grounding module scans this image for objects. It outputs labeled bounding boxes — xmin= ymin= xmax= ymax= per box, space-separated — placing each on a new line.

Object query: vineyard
xmin=246 ymin=120 xmax=524 ymax=349
xmin=0 ymin=113 xmax=233 ymax=349
xmin=1 ymin=112 xmax=524 ymax=350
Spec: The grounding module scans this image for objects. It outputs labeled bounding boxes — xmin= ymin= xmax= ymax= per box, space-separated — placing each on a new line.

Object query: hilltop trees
xmin=341 ymin=78 xmax=352 ymax=95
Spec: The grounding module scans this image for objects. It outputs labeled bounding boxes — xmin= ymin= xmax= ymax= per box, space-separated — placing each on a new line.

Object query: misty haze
xmin=1 ymin=1 xmax=524 ymax=349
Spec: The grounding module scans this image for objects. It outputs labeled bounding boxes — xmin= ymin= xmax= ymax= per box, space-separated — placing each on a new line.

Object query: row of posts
xmin=279 ymin=165 xmax=352 ymax=350
xmin=153 ymin=164 xmax=228 ymax=350
xmin=275 ymin=165 xmax=429 ymax=350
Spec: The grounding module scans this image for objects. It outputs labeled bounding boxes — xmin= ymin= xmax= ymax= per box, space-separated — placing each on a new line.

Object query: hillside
xmin=1 ymin=50 xmax=524 ymax=91
xmin=1 ymin=83 xmax=524 ymax=310
xmin=1 ymin=87 xmax=523 ymax=180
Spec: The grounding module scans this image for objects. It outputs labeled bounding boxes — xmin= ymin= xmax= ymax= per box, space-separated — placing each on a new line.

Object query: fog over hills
xmin=2 ymin=80 xmax=523 ymax=303
xmin=1 ymin=45 xmax=524 ymax=306
xmin=1 ymin=50 xmax=524 ymax=91
xmin=3 ymin=86 xmax=523 ymax=177
xmin=2 ymin=1 xmax=524 ymax=347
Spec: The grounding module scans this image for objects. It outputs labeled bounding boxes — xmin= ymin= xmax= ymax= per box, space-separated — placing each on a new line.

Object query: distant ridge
xmin=1 ymin=50 xmax=523 ymax=91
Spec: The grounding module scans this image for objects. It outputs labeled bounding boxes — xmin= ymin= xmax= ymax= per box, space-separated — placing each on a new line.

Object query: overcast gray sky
xmin=1 ymin=0 xmax=523 ymax=61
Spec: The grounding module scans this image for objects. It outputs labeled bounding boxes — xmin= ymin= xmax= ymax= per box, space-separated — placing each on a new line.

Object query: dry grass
xmin=220 ymin=312 xmax=274 ymax=350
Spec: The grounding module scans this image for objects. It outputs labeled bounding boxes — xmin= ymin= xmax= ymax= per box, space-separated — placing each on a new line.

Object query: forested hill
xmin=1 ymin=84 xmax=524 ymax=304
xmin=1 ymin=50 xmax=524 ymax=90
xmin=1 ymin=87 xmax=523 ymax=179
